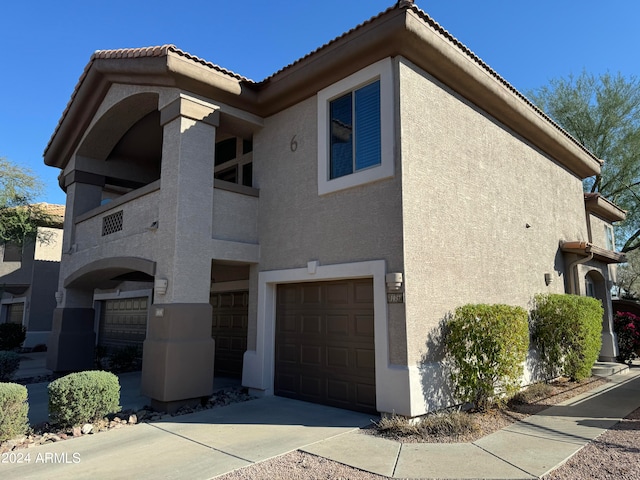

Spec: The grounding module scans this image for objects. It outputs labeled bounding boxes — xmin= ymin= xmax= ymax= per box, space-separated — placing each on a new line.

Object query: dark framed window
xmin=329 ymin=80 xmax=381 ymax=179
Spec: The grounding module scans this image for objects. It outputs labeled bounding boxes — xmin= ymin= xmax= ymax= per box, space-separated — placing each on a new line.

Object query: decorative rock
xmin=73 ymin=427 xmax=82 ymax=437
xmin=81 ymin=424 xmax=93 ymax=435
xmin=128 ymin=414 xmax=137 ymax=425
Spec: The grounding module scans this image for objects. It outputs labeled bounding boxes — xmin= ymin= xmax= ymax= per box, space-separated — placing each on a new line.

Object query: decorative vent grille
xmin=102 ymin=210 xmax=123 ymax=236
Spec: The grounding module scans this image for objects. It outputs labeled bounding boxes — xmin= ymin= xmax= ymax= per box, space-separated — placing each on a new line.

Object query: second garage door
xmin=275 ymin=279 xmax=376 ymax=414
xmin=99 ymin=297 xmax=148 ymax=349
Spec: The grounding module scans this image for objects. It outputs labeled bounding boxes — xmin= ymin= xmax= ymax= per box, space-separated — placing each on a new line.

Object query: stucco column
xmin=47 ymin=172 xmax=104 ymax=372
xmin=46 ymin=287 xmax=96 ymax=372
xmin=141 ymin=94 xmax=218 ymax=411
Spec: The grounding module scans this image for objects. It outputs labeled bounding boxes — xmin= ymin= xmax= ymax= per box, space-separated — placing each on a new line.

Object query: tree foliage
xmin=0 ymin=157 xmax=53 ymax=247
xmin=616 ymin=249 xmax=640 ymax=298
xmin=528 ymin=72 xmax=640 ymax=252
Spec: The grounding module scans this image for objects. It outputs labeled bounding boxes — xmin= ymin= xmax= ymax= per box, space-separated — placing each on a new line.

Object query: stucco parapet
xmin=160 ymin=93 xmax=220 ymax=127
xmin=74 ymin=180 xmax=160 ymax=224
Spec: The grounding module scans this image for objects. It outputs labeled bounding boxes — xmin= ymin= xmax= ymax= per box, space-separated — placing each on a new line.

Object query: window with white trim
xmin=318 ymin=58 xmax=394 ymax=195
xmin=604 ymin=224 xmax=615 ymax=251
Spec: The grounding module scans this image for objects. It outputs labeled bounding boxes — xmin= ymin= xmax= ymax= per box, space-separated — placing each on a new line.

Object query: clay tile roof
xmin=36 ymin=203 xmax=66 ymax=218
xmin=44 ymin=45 xmax=253 ymax=157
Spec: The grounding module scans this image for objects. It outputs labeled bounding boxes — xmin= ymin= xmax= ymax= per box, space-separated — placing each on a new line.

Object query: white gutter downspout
xmin=568 ymin=252 xmax=594 ymax=295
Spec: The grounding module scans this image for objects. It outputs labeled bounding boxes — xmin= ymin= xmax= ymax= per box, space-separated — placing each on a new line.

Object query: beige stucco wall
xmin=398 ymin=58 xmax=589 ymax=367
xmin=253 ymin=94 xmax=408 ymax=363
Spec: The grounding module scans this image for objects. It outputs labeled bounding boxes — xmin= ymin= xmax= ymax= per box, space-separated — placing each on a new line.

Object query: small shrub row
xmin=531 ymin=294 xmax=603 ymax=381
xmin=613 ymin=311 xmax=640 ymax=363
xmin=48 ymin=371 xmax=121 ymax=428
xmin=0 ymin=351 xmax=20 ymax=382
xmin=443 ymin=294 xmax=603 ymax=410
xmin=0 ymin=323 xmax=26 ymax=351
xmin=444 ymin=303 xmax=529 ymax=410
xmin=0 ymin=383 xmax=29 ymax=442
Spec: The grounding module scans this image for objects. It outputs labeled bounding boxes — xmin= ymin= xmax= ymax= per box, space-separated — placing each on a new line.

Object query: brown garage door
xmin=211 ymin=291 xmax=248 ymax=378
xmin=99 ymin=297 xmax=148 ymax=348
xmin=275 ymin=279 xmax=376 ymax=414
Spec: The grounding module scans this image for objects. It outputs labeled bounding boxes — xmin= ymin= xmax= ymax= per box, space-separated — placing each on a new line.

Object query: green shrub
xmin=108 ymin=345 xmax=142 ymax=373
xmin=0 ymin=350 xmax=20 ymax=381
xmin=444 ymin=304 xmax=529 ymax=410
xmin=0 ymin=383 xmax=29 ymax=441
xmin=48 ymin=371 xmax=121 ymax=428
xmin=531 ymin=293 xmax=603 ymax=381
xmin=0 ymin=323 xmax=26 ymax=351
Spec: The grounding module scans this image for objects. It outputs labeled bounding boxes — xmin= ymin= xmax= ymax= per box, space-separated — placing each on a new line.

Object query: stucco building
xmin=43 ymin=1 xmax=625 ymax=416
xmin=0 ymin=204 xmax=65 ymax=349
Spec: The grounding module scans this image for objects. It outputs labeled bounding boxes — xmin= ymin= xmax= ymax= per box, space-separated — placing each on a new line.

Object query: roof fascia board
xmin=397 ymin=10 xmax=600 ymax=179
xmin=585 ymin=194 xmax=627 ymax=222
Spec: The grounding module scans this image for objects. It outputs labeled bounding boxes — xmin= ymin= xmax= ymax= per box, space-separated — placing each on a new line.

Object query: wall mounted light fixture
xmin=544 ymin=273 xmax=553 ymax=286
xmin=154 ymin=278 xmax=168 ymax=296
xmin=386 ymin=272 xmax=403 ymax=291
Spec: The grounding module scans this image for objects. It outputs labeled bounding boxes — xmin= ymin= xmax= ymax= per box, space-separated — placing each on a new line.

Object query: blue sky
xmin=2 ymin=0 xmax=639 ymax=205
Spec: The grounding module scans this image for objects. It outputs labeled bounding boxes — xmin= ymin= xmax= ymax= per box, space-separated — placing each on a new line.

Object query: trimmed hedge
xmin=48 ymin=371 xmax=121 ymax=428
xmin=444 ymin=303 xmax=529 ymax=410
xmin=0 ymin=383 xmax=29 ymax=441
xmin=0 ymin=323 xmax=26 ymax=351
xmin=0 ymin=350 xmax=20 ymax=382
xmin=531 ymin=294 xmax=603 ymax=381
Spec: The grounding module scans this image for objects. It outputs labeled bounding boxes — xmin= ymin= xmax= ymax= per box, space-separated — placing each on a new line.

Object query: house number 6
xmin=290 ymin=135 xmax=298 ymax=152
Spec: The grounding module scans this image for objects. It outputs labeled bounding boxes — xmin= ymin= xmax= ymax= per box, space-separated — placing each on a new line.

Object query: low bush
xmin=510 ymin=382 xmax=554 ymax=405
xmin=48 ymin=371 xmax=121 ymax=428
xmin=613 ymin=311 xmax=640 ymax=363
xmin=0 ymin=323 xmax=26 ymax=351
xmin=0 ymin=383 xmax=29 ymax=441
xmin=108 ymin=345 xmax=142 ymax=373
xmin=375 ymin=411 xmax=477 ymax=440
xmin=444 ymin=304 xmax=529 ymax=410
xmin=0 ymin=350 xmax=21 ymax=382
xmin=531 ymin=293 xmax=603 ymax=381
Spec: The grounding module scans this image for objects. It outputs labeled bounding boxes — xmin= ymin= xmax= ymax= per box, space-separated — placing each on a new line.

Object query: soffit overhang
xmin=44 ymin=4 xmax=602 ymax=180
xmin=561 ymin=241 xmax=627 ymax=264
xmin=584 ymin=193 xmax=627 ymax=223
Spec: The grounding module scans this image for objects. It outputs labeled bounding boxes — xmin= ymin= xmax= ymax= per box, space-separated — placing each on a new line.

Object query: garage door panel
xmin=301 ymin=315 xmax=322 ymax=334
xmin=356 ymin=384 xmax=376 ymax=409
xmin=99 ymin=297 xmax=148 ymax=349
xmin=355 ymin=314 xmax=374 ymax=336
xmin=211 ymin=290 xmax=248 ymax=378
xmin=275 ymin=279 xmax=376 ymax=414
xmin=326 ymin=283 xmax=350 ymax=304
xmin=327 ymin=347 xmax=349 ymax=368
xmin=276 ymin=343 xmax=298 ymax=363
xmin=327 ymin=314 xmax=349 ymax=335
xmin=356 ymin=348 xmax=375 ymax=369
xmin=301 ymin=345 xmax=322 ymax=365
xmin=327 ymin=380 xmax=349 ymax=402
xmin=301 ymin=284 xmax=322 ymax=304
xmin=354 ymin=282 xmax=374 ymax=303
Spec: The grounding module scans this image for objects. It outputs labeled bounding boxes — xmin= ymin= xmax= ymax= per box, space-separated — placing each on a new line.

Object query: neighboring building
xmin=43 ymin=1 xmax=626 ymax=416
xmin=0 ymin=203 xmax=65 ymax=348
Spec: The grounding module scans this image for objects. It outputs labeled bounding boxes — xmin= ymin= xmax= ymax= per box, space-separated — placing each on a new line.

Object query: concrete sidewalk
xmin=4 ymin=353 xmax=640 ymax=479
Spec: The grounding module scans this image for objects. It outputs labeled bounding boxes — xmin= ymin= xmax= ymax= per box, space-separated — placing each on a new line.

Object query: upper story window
xmin=604 ymin=224 xmax=615 ymax=250
xmin=330 ymin=80 xmax=381 ymax=179
xmin=214 ymin=136 xmax=253 ymax=187
xmin=318 ymin=58 xmax=394 ymax=195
